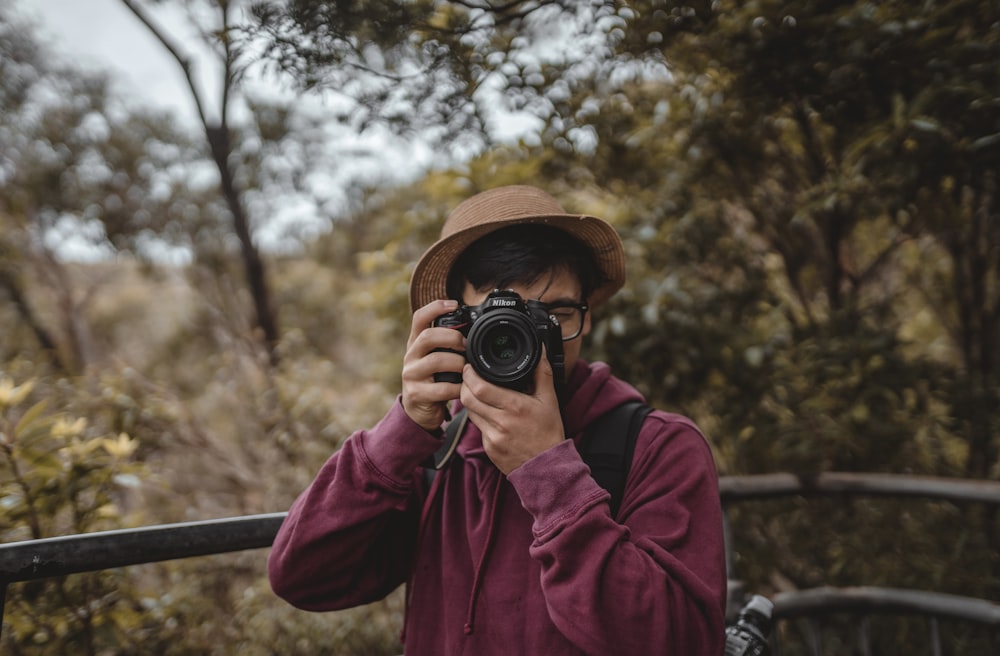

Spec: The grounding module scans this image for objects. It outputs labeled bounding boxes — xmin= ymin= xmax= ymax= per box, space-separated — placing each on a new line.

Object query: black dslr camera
xmin=433 ymin=290 xmax=565 ymax=393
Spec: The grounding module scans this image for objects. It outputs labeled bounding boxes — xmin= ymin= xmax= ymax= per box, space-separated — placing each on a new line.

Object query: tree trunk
xmin=0 ymin=269 xmax=67 ymax=373
xmin=206 ymin=126 xmax=280 ymax=365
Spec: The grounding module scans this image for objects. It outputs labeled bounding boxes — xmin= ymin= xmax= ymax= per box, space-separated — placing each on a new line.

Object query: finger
xmin=460 ymin=365 xmax=505 ymax=409
xmin=403 ymin=324 xmax=466 ymax=385
xmin=407 ymin=327 xmax=466 ymax=363
xmin=460 ymin=377 xmax=503 ymax=436
xmin=532 ymin=344 xmax=557 ymax=400
xmin=409 ymin=379 xmax=463 ymax=406
xmin=408 ymin=299 xmax=459 ymax=347
xmin=402 ymin=347 xmax=466 ymax=384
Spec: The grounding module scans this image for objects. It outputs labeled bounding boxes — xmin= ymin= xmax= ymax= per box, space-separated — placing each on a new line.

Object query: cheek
xmin=561 ymin=335 xmax=584 ymax=362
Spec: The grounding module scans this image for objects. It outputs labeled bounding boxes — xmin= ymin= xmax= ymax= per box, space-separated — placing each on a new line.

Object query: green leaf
xmin=13 ymin=400 xmax=51 ymax=442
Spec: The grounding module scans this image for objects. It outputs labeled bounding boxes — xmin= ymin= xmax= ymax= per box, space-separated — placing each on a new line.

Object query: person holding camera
xmin=268 ymin=186 xmax=727 ymax=655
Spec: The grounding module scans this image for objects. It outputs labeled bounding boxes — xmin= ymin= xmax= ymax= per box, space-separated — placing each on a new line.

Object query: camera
xmin=433 ymin=290 xmax=565 ymax=393
xmin=724 ymin=595 xmax=774 ymax=656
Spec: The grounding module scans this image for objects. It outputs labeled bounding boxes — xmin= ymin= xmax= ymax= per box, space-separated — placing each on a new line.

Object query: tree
xmin=248 ymin=1 xmax=646 ymax=150
xmin=612 ymin=0 xmax=1000 ymax=479
xmin=0 ymin=5 xmax=201 ymax=373
xmin=121 ymin=0 xmax=284 ymax=362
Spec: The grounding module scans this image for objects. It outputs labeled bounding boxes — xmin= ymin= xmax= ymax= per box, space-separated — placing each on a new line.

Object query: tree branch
xmin=119 ymin=0 xmax=211 ymax=130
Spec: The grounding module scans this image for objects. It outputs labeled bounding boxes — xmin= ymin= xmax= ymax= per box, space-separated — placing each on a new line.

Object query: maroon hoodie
xmin=269 ymin=361 xmax=727 ymax=655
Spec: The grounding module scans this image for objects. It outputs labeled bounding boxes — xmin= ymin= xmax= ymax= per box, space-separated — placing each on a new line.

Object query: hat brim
xmin=409 ymin=213 xmax=625 ymax=312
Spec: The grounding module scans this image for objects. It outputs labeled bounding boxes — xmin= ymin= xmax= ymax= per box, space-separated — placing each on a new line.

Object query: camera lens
xmin=467 ymin=311 xmax=540 ymax=387
xmin=487 ymin=333 xmax=518 ymax=362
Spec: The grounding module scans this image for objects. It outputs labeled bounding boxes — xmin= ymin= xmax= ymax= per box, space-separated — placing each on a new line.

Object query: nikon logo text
xmin=495 ymin=299 xmax=517 ymax=307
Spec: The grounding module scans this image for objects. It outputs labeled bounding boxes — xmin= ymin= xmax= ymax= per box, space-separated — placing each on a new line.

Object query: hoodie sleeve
xmin=506 ymin=411 xmax=727 ymax=656
xmin=267 ymin=399 xmax=442 ymax=611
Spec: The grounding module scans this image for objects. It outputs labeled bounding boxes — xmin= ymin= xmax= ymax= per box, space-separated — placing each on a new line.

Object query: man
xmin=269 ymin=185 xmax=727 ymax=655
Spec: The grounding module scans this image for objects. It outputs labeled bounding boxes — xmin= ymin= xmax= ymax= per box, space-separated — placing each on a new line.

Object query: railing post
xmin=858 ymin=615 xmax=872 ymax=656
xmin=929 ymin=617 xmax=942 ymax=656
xmin=807 ymin=618 xmax=822 ymax=656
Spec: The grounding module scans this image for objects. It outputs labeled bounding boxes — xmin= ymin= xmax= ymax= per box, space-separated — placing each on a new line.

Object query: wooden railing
xmin=2 ymin=473 xmax=999 ymax=653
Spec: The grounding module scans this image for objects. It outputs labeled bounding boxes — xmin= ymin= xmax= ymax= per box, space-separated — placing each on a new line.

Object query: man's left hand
xmin=460 ymin=348 xmax=565 ymax=475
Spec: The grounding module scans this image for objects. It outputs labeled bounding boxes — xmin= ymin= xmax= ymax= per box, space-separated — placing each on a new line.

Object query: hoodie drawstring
xmin=464 ymin=473 xmax=505 ymax=635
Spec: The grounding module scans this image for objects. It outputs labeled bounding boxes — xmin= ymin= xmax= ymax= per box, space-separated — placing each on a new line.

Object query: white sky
xmin=19 ymin=0 xmax=207 ymax=125
xmin=20 ymin=0 xmax=537 ymax=144
xmin=14 ymin=0 xmax=540 ymax=259
xmin=14 ymin=0 xmax=431 ymax=258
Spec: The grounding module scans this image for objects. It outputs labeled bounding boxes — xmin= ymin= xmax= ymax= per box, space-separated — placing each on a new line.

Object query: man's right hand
xmin=401 ymin=300 xmax=466 ymax=431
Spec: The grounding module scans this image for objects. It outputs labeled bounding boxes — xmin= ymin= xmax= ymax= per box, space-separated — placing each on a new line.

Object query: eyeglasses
xmin=544 ymin=302 xmax=589 ymax=341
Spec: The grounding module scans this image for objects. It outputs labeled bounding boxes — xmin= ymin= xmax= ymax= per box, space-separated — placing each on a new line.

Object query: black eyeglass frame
xmin=543 ymin=301 xmax=590 ymax=341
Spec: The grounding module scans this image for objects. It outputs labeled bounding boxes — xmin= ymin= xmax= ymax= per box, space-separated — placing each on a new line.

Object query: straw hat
xmin=409 ymin=185 xmax=626 ymax=312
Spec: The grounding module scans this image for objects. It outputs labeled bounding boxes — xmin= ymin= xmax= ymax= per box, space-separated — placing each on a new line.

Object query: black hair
xmin=446 ymin=224 xmax=605 ymax=302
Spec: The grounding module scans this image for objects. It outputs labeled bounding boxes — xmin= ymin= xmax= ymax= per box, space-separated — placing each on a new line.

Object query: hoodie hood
xmin=560 ymin=359 xmax=646 ymax=438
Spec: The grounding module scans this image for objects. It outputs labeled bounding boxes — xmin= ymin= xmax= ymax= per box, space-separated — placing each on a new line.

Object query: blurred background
xmin=1 ymin=1 xmax=997 ymax=653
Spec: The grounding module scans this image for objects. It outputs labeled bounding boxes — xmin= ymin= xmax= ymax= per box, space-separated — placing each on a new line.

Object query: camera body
xmin=433 ymin=290 xmax=565 ymax=393
xmin=724 ymin=595 xmax=774 ymax=656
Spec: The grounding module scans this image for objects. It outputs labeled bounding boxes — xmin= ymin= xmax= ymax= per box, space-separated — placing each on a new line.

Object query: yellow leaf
xmin=96 ymin=503 xmax=120 ymax=519
xmin=51 ymin=417 xmax=87 ymax=439
xmin=101 ymin=433 xmax=138 ymax=458
xmin=0 ymin=378 xmax=35 ymax=408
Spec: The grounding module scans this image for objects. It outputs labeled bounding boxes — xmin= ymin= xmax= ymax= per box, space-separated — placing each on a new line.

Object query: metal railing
xmin=0 ymin=513 xmax=287 ymax=624
xmin=717 ymin=473 xmax=1000 ymax=655
xmin=2 ymin=473 xmax=999 ymax=652
xmin=718 ymin=471 xmax=1000 ymax=505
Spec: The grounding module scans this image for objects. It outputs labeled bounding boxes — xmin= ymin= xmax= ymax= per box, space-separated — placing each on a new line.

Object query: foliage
xmin=248 ymin=0 xmax=630 ymax=152
xmin=0 ymin=375 xmax=154 ymax=653
xmin=597 ymin=0 xmax=1000 ymax=480
xmin=1 ymin=0 xmax=998 ymax=654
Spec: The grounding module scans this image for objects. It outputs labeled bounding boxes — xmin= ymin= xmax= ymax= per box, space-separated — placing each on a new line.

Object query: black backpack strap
xmin=578 ymin=401 xmax=653 ymax=518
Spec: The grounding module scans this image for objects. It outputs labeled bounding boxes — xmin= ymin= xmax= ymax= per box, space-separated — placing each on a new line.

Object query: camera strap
xmin=431 ymin=407 xmax=468 ymax=470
